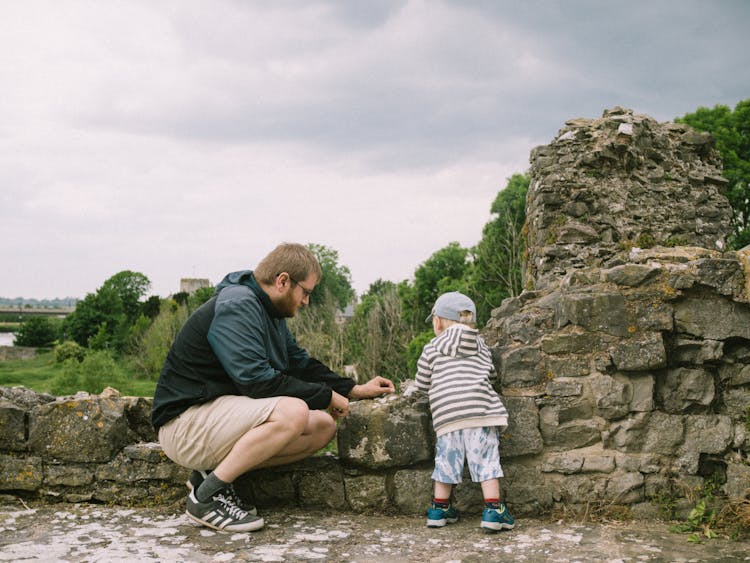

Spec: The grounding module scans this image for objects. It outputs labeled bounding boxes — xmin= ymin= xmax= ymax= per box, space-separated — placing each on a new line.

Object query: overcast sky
xmin=2 ymin=0 xmax=748 ymax=300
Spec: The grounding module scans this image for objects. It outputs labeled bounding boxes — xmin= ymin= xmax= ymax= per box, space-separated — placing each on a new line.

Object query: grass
xmin=0 ymin=350 xmax=157 ymax=397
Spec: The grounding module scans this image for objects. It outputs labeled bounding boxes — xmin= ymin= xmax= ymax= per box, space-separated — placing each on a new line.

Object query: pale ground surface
xmin=1 ymin=501 xmax=749 ymax=562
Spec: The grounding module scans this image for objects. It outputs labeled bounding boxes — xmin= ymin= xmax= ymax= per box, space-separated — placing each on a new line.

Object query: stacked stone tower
xmin=484 ymin=108 xmax=750 ymax=515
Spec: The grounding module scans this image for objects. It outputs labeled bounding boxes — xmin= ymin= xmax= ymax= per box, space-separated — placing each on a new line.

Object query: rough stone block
xmin=556 ymin=292 xmax=629 ymax=337
xmin=337 ymin=395 xmax=434 ymax=469
xmin=673 ymin=338 xmax=723 ymax=365
xmin=545 ymin=355 xmax=590 ymax=377
xmin=605 ymin=471 xmax=644 ymax=503
xmin=718 ymin=363 xmax=750 ymax=387
xmin=674 ymin=297 xmax=750 ymax=340
xmin=722 ymin=387 xmax=750 ymax=418
xmin=0 ymin=454 xmax=43 ymax=491
xmin=392 ymin=468 xmax=434 ymax=514
xmin=657 ymin=368 xmax=714 ymax=413
xmin=680 ymin=415 xmax=733 ymax=456
xmin=44 ymin=463 xmax=94 ymax=487
xmin=541 ymin=453 xmax=583 ymax=474
xmin=28 ymin=395 xmax=129 ymax=462
xmin=0 ymin=398 xmax=26 ymax=451
xmin=297 ymin=455 xmax=348 ymax=510
xmin=240 ymin=468 xmax=297 ymax=508
xmin=611 ymin=332 xmax=666 ymax=371
xmin=343 ymin=473 xmax=388 ymax=513
xmin=501 ymin=397 xmax=543 ymax=458
xmin=724 ymin=462 xmax=750 ymax=499
xmin=499 ymin=345 xmax=546 ymax=387
xmin=589 ymin=374 xmax=630 ymax=420
xmin=601 ymin=264 xmax=661 ymax=286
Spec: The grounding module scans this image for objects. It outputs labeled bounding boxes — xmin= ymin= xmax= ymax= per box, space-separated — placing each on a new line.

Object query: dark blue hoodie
xmin=151 ymin=270 xmax=355 ymax=430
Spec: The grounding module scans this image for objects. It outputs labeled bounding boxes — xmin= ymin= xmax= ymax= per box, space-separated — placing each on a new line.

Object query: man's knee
xmin=274 ymin=397 xmax=310 ymax=434
xmin=309 ymin=410 xmax=337 ymax=442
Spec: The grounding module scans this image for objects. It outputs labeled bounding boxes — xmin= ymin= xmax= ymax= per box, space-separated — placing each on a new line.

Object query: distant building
xmin=335 ymin=303 xmax=355 ymax=324
xmin=180 ymin=278 xmax=211 ymax=294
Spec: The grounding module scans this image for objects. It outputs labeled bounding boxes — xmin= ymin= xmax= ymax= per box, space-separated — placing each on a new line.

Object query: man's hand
xmin=349 ymin=376 xmax=396 ymax=400
xmin=327 ymin=390 xmax=350 ymax=419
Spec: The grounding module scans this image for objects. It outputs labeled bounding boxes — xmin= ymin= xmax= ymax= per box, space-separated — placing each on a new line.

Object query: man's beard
xmin=276 ymin=290 xmax=299 ymax=318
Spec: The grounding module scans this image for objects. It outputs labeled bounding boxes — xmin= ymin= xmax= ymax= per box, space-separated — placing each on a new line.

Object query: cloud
xmin=0 ymin=0 xmax=748 ymax=299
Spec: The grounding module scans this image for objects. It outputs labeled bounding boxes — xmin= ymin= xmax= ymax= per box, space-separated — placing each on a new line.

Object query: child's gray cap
xmin=426 ymin=291 xmax=476 ymax=323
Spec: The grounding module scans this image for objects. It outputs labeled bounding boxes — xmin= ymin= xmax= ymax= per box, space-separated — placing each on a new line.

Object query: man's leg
xmin=211 ymin=397 xmax=336 ymax=483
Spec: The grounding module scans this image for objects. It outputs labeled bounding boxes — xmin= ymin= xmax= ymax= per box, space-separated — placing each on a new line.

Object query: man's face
xmin=277 ymin=274 xmax=316 ymax=317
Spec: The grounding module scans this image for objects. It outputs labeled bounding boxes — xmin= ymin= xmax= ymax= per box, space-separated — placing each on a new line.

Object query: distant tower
xmin=180 ymin=278 xmax=211 ymax=294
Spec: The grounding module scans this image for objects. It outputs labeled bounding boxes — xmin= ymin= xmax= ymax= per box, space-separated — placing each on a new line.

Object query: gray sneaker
xmin=186 ymin=490 xmax=264 ymax=532
xmin=186 ymin=470 xmax=258 ymax=516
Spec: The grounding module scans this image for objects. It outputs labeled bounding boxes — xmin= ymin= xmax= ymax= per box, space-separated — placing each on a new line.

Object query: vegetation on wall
xmin=677 ymin=98 xmax=750 ymax=249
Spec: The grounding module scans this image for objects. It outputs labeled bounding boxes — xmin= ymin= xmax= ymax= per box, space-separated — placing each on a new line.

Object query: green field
xmin=0 ymin=351 xmax=157 ymax=397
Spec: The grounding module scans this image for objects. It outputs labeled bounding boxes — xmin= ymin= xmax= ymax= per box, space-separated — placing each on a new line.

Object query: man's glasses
xmin=289 ymin=276 xmax=314 ymax=298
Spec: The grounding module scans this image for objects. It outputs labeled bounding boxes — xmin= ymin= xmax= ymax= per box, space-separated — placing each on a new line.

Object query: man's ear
xmin=275 ymin=272 xmax=290 ymax=292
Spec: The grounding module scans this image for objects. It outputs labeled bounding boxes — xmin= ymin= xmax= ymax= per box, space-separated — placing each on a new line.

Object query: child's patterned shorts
xmin=431 ymin=426 xmax=504 ymax=484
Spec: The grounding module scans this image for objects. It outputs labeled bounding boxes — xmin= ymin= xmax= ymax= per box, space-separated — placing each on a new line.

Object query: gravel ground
xmin=1 ymin=501 xmax=749 ymax=562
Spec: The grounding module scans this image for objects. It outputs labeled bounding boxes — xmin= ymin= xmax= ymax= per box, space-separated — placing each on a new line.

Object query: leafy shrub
xmin=14 ymin=317 xmax=59 ymax=348
xmin=51 ymin=350 xmax=124 ymax=395
xmin=130 ymin=300 xmax=189 ymax=379
xmin=54 ymin=341 xmax=85 ymax=363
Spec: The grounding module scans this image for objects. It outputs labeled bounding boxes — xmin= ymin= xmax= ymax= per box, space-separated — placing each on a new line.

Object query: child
xmin=413 ymin=291 xmax=514 ymax=532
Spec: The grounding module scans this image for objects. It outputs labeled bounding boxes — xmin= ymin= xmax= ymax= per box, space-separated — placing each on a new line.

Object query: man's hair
xmin=254 ymin=243 xmax=322 ymax=285
xmin=439 ymin=310 xmax=477 ymax=329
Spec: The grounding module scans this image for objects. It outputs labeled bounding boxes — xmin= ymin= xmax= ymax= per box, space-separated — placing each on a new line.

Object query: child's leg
xmin=433 ymin=480 xmax=453 ymax=504
xmin=480 ymin=477 xmax=500 ymax=502
xmin=427 ymin=431 xmax=465 ymax=527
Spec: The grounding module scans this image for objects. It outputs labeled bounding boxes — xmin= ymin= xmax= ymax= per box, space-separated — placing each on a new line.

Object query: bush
xmin=14 ymin=317 xmax=59 ymax=348
xmin=54 ymin=341 xmax=85 ymax=363
xmin=51 ymin=350 xmax=124 ymax=395
xmin=130 ymin=300 xmax=189 ymax=379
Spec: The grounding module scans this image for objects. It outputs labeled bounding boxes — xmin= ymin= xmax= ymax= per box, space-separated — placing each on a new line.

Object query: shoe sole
xmin=185 ymin=509 xmax=265 ymax=532
xmin=481 ymin=521 xmax=515 ymax=532
xmin=185 ymin=479 xmax=258 ymax=517
xmin=426 ymin=517 xmax=459 ymax=528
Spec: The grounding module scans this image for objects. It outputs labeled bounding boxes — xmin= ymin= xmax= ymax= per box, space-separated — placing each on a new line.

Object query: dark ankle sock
xmin=195 ymin=472 xmax=228 ymax=503
xmin=485 ymin=499 xmax=501 ymax=509
xmin=433 ymin=497 xmax=450 ymax=507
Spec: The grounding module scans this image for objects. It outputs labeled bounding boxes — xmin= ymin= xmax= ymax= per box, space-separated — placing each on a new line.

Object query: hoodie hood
xmin=215 ymin=270 xmax=284 ymax=319
xmin=216 ymin=270 xmax=254 ymax=292
xmin=433 ymin=323 xmax=484 ymax=358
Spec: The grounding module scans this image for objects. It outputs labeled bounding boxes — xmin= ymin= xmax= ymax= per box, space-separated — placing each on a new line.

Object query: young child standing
xmin=413 ymin=291 xmax=514 ymax=532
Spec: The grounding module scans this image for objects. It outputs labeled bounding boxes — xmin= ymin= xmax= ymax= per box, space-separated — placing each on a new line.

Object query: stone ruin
xmin=0 ymin=107 xmax=748 ymax=519
xmin=483 ymin=107 xmax=750 ymax=516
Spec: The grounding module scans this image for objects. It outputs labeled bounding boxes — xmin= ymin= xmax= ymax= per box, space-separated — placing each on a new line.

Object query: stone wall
xmin=483 ymin=107 xmax=750 ymax=516
xmin=1 ymin=107 xmax=748 ymax=518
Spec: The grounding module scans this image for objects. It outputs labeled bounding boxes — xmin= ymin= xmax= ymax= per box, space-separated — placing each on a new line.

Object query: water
xmin=0 ymin=333 xmax=16 ymax=346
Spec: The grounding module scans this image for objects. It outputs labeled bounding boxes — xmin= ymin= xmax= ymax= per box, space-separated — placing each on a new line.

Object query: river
xmin=0 ymin=333 xmax=16 ymax=346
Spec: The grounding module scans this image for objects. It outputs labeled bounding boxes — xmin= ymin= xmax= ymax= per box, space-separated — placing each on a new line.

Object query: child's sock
xmin=484 ymin=498 xmax=502 ymax=510
xmin=433 ymin=497 xmax=450 ymax=507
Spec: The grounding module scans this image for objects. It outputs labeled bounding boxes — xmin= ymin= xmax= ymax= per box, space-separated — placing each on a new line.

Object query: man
xmin=151 ymin=243 xmax=395 ymax=532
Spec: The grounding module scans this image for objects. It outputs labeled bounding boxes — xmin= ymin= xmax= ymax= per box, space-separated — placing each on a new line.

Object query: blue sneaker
xmin=481 ymin=503 xmax=515 ymax=532
xmin=426 ymin=503 xmax=459 ymax=528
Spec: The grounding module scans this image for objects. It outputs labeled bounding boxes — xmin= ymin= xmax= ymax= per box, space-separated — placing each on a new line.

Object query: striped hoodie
xmin=414 ymin=323 xmax=508 ymax=436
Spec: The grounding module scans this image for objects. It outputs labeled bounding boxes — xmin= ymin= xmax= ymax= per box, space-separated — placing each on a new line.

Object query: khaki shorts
xmin=158 ymin=395 xmax=281 ymax=470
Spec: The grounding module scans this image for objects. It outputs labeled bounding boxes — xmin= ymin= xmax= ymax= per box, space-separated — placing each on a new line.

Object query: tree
xmin=62 ymin=284 xmax=124 ymax=349
xmin=101 ymin=270 xmax=152 ymax=324
xmin=677 ymin=99 xmax=750 ymax=248
xmin=400 ymin=242 xmax=471 ymax=330
xmin=307 ymin=243 xmax=355 ymax=311
xmin=346 ymin=281 xmax=413 ymax=383
xmin=287 ymin=244 xmax=355 ymax=373
xmin=469 ymin=173 xmax=529 ymax=324
xmin=62 ymin=270 xmax=152 ymax=351
xmin=15 ymin=316 xmax=59 ymax=348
